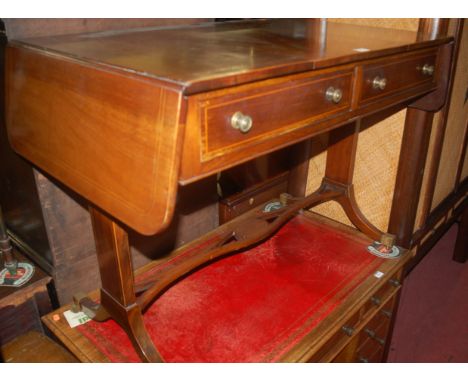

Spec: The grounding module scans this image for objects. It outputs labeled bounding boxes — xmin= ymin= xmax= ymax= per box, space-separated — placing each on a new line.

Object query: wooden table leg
xmin=388 ymin=109 xmax=434 ymax=248
xmin=453 ymin=206 xmax=468 ymax=263
xmin=86 ymin=206 xmax=163 ymax=362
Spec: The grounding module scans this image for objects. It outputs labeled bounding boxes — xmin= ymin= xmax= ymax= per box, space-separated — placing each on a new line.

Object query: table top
xmin=13 ymin=19 xmax=450 ymax=94
xmin=6 ymin=19 xmax=452 ymax=235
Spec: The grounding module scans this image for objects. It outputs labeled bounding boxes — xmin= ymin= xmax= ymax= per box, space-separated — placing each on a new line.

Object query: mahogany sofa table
xmin=5 ymin=19 xmax=453 ymax=362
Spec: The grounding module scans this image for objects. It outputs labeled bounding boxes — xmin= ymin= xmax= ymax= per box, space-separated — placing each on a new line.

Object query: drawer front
xmin=361 ymin=271 xmax=402 ymax=318
xmin=356 ymin=337 xmax=385 ymax=363
xmin=307 ymin=308 xmax=361 ymax=362
xmin=200 ymin=70 xmax=353 ymax=161
xmin=360 ymin=50 xmax=437 ymax=104
xmin=355 ymin=298 xmax=395 ymax=363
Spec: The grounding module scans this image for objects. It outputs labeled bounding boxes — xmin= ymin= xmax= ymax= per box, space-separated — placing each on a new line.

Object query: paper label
xmin=63 ymin=310 xmax=91 ymax=328
xmin=374 ymin=271 xmax=385 ymax=279
xmin=353 ymin=47 xmax=370 ymax=52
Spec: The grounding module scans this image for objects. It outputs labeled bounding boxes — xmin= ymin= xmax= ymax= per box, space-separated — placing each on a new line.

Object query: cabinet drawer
xmin=356 ymin=337 xmax=385 ymax=363
xmin=200 ymin=70 xmax=353 ymax=161
xmin=360 ymin=49 xmax=437 ymax=105
xmin=361 ymin=272 xmax=402 ymax=318
xmin=307 ymin=308 xmax=361 ymax=362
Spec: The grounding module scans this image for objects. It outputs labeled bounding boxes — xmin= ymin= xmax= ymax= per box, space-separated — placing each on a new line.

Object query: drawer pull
xmin=389 ymin=278 xmax=401 ymax=288
xmin=381 ymin=309 xmax=392 ymax=318
xmin=370 ymin=296 xmax=381 ymax=306
xmin=231 ymin=111 xmax=253 ymax=134
xmin=325 ymin=87 xmax=343 ymax=104
xmin=341 ymin=325 xmax=355 ymax=336
xmin=364 ymin=328 xmax=385 ymax=346
xmin=358 ymin=355 xmax=369 ymax=363
xmin=372 ymin=76 xmax=387 ymax=90
xmin=422 ymin=64 xmax=435 ymax=76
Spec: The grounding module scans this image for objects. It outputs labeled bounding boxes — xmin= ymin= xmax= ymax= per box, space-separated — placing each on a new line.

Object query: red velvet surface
xmin=77 ymin=215 xmax=384 ymax=362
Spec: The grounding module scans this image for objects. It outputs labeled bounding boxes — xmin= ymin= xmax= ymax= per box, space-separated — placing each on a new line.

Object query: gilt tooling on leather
xmin=77 ymin=215 xmax=384 ymax=362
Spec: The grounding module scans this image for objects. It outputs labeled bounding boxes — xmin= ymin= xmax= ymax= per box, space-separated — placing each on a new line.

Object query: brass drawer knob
xmin=381 ymin=309 xmax=392 ymax=318
xmin=372 ymin=76 xmax=387 ymax=90
xmin=342 ymin=325 xmax=355 ymax=337
xmin=358 ymin=355 xmax=369 ymax=363
xmin=422 ymin=64 xmax=435 ymax=76
xmin=325 ymin=87 xmax=343 ymax=104
xmin=231 ymin=111 xmax=253 ymax=134
xmin=389 ymin=278 xmax=401 ymax=288
xmin=370 ymin=296 xmax=381 ymax=306
xmin=364 ymin=328 xmax=385 ymax=346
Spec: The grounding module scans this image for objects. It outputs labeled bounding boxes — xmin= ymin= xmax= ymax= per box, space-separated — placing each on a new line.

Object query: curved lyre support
xmin=321 ymin=121 xmax=393 ymax=244
xmin=124 ymin=307 xmax=163 ymax=362
xmin=321 ymin=178 xmax=385 ymax=241
xmin=99 ymin=289 xmax=163 ymax=363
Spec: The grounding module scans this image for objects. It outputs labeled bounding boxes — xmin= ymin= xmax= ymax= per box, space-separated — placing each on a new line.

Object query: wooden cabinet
xmin=332 ymin=291 xmax=398 ymax=362
xmin=310 ymin=269 xmax=402 ymax=363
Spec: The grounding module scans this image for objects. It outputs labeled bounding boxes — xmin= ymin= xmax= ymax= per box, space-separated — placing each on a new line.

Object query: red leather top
xmin=77 ymin=215 xmax=383 ymax=362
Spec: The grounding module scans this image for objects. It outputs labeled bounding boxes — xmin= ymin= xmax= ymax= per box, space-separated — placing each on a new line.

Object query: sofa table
xmin=5 ymin=19 xmax=453 ymax=362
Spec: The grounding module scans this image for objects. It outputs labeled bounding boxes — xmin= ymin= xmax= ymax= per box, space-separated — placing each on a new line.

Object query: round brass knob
xmin=422 ymin=64 xmax=435 ymax=76
xmin=372 ymin=76 xmax=387 ymax=90
xmin=342 ymin=325 xmax=355 ymax=337
xmin=325 ymin=87 xmax=343 ymax=104
xmin=365 ymin=329 xmax=385 ymax=346
xmin=231 ymin=111 xmax=253 ymax=134
xmin=381 ymin=309 xmax=392 ymax=318
xmin=389 ymin=278 xmax=401 ymax=288
xmin=371 ymin=296 xmax=381 ymax=306
xmin=358 ymin=356 xmax=369 ymax=363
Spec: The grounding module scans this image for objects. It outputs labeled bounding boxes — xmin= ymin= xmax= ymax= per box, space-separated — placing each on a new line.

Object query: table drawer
xmin=200 ymin=70 xmax=353 ymax=161
xmin=360 ymin=49 xmax=437 ymax=105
